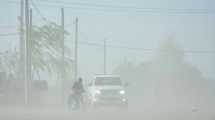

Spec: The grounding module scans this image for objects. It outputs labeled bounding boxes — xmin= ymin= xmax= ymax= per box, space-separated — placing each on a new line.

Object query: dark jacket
xmin=72 ymin=81 xmax=84 ymax=94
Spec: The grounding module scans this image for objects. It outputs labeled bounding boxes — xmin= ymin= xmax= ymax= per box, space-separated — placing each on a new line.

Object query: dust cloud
xmin=0 ymin=39 xmax=214 ymax=120
xmin=0 ymin=0 xmax=215 ymax=119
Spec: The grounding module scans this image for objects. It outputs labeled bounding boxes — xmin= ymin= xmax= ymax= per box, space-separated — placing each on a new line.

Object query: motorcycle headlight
xmin=95 ymin=90 xmax=101 ymax=94
xmin=120 ymin=90 xmax=125 ymax=95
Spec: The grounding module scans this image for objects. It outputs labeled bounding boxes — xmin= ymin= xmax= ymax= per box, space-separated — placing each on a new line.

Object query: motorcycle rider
xmin=73 ymin=78 xmax=85 ymax=96
xmin=68 ymin=77 xmax=85 ymax=109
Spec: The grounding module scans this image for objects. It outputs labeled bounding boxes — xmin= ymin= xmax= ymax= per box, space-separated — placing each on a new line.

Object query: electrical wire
xmin=0 ymin=33 xmax=19 ymax=36
xmin=78 ymin=41 xmax=215 ymax=54
xmin=2 ymin=0 xmax=215 ymax=15
xmin=30 ymin=0 xmax=56 ymax=23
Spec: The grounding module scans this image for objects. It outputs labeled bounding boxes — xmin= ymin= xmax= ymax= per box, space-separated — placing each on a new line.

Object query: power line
xmin=77 ymin=32 xmax=215 ymax=54
xmin=184 ymin=50 xmax=215 ymax=54
xmin=0 ymin=25 xmax=17 ymax=28
xmin=78 ymin=41 xmax=215 ymax=54
xmin=1 ymin=33 xmax=215 ymax=55
xmin=0 ymin=33 xmax=19 ymax=36
xmin=1 ymin=31 xmax=214 ymax=54
xmin=30 ymin=0 xmax=55 ymax=23
xmin=3 ymin=0 xmax=215 ymax=15
xmin=30 ymin=0 xmax=46 ymax=20
xmin=38 ymin=3 xmax=215 ymax=15
xmin=41 ymin=0 xmax=214 ymax=13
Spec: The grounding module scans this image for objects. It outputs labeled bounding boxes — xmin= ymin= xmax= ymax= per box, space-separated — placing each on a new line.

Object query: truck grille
xmin=100 ymin=90 xmax=119 ymax=96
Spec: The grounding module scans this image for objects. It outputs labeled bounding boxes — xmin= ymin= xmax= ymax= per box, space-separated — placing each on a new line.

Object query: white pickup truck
xmin=87 ymin=74 xmax=128 ymax=108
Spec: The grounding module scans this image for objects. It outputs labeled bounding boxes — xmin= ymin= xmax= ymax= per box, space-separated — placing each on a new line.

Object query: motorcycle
xmin=68 ymin=92 xmax=83 ymax=110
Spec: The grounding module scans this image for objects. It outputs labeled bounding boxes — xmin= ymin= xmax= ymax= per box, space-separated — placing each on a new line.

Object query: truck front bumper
xmin=92 ymin=96 xmax=128 ymax=107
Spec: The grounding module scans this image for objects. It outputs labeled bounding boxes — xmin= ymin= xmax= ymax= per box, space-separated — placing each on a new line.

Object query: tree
xmin=31 ymin=22 xmax=73 ymax=81
xmin=112 ymin=37 xmax=214 ymax=109
xmin=0 ymin=50 xmax=19 ymax=77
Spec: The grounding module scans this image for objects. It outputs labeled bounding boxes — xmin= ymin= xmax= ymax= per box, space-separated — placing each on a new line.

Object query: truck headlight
xmin=95 ymin=90 xmax=101 ymax=94
xmin=122 ymin=98 xmax=127 ymax=102
xmin=93 ymin=98 xmax=97 ymax=102
xmin=120 ymin=90 xmax=125 ymax=95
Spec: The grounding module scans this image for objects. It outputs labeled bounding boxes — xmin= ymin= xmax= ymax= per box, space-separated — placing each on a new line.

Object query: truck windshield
xmin=95 ymin=77 xmax=122 ymax=86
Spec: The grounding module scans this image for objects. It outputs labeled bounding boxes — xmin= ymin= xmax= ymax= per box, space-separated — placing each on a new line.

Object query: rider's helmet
xmin=78 ymin=77 xmax=83 ymax=83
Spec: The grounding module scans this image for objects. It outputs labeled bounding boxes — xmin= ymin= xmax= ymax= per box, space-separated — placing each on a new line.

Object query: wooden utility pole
xmin=61 ymin=8 xmax=65 ymax=103
xmin=104 ymin=39 xmax=107 ymax=74
xmin=28 ymin=8 xmax=32 ymax=94
xmin=24 ymin=0 xmax=29 ymax=104
xmin=61 ymin=8 xmax=64 ymax=62
xmin=19 ymin=0 xmax=25 ymax=102
xmin=74 ymin=17 xmax=78 ymax=80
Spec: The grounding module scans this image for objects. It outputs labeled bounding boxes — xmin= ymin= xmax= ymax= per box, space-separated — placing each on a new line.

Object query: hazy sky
xmin=0 ymin=0 xmax=215 ymax=80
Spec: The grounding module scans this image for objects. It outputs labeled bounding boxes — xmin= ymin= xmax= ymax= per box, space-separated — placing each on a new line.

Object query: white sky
xmin=0 ymin=0 xmax=215 ymax=80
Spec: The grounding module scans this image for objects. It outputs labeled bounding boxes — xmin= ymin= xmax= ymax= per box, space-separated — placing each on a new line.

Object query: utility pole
xmin=24 ymin=0 xmax=29 ymax=104
xmin=19 ymin=0 xmax=25 ymax=102
xmin=61 ymin=8 xmax=65 ymax=103
xmin=104 ymin=39 xmax=107 ymax=74
xmin=74 ymin=17 xmax=78 ymax=80
xmin=61 ymin=8 xmax=64 ymax=63
xmin=28 ymin=8 xmax=32 ymax=95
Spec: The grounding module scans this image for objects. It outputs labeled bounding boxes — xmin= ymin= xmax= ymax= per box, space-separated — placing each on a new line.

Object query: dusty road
xmin=0 ymin=106 xmax=214 ymax=120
